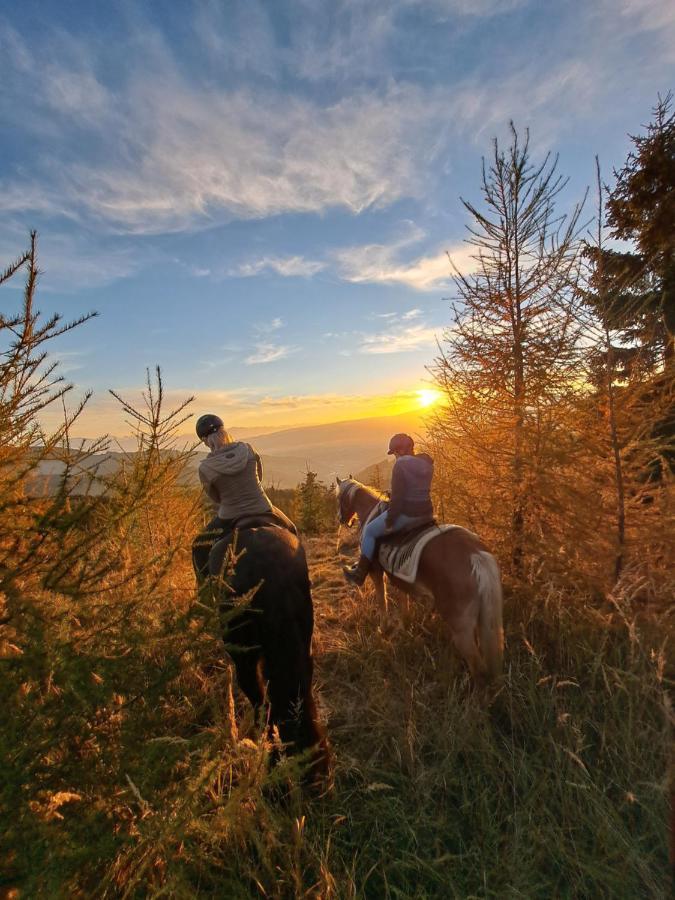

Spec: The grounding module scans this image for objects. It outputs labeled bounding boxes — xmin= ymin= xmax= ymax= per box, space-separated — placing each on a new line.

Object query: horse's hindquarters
xmin=414 ymin=529 xmax=503 ymax=681
xmin=208 ymin=527 xmax=329 ymax=773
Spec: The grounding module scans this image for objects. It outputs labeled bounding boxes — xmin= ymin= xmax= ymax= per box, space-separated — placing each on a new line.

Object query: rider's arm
xmin=386 ymin=461 xmax=405 ymax=527
xmin=199 ymin=469 xmax=220 ymax=512
xmin=254 ymin=451 xmax=264 ymax=482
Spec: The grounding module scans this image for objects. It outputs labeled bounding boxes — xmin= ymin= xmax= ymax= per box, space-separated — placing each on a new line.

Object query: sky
xmin=1 ymin=0 xmax=674 ymax=437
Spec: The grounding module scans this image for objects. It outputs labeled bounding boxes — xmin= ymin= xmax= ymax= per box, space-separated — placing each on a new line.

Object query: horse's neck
xmin=354 ymin=487 xmax=380 ymax=526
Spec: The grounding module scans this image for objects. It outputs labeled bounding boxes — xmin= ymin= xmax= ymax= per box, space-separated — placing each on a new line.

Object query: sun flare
xmin=416 ymin=388 xmax=442 ymax=408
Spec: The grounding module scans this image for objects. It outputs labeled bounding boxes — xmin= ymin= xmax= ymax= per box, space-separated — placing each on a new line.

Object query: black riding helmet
xmin=195 ymin=413 xmax=224 ymax=440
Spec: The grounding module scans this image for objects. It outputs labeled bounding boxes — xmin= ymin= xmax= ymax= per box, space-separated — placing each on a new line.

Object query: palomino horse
xmin=336 ymin=477 xmax=504 ymax=682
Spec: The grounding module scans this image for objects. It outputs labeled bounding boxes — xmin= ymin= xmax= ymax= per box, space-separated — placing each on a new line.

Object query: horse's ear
xmin=335 ymin=475 xmax=342 ymax=485
xmin=348 ymin=473 xmax=352 ymax=480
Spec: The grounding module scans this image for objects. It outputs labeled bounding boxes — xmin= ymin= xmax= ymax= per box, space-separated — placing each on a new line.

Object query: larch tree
xmin=430 ymin=124 xmax=587 ymax=578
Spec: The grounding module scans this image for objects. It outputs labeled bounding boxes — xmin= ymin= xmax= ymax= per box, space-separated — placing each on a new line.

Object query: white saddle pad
xmin=378 ymin=524 xmax=459 ymax=583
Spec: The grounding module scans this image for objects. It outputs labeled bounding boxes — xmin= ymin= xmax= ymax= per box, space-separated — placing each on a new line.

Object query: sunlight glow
xmin=416 ymin=388 xmax=443 ymax=408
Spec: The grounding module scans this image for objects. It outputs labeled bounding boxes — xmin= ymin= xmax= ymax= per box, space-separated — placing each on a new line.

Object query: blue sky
xmin=1 ymin=0 xmax=673 ymax=435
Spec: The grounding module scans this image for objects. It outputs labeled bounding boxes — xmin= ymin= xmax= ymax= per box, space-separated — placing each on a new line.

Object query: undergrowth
xmin=2 ymin=536 xmax=670 ymax=897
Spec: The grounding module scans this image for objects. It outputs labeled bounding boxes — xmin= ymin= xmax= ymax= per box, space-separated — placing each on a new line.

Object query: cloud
xmin=1 ymin=6 xmax=670 ymax=259
xmin=254 ymin=317 xmax=285 ymax=333
xmin=0 ymin=223 xmax=144 ymax=292
xmin=619 ymin=0 xmax=675 ymax=31
xmin=335 ymin=225 xmax=475 ymax=291
xmin=0 ymin=19 xmax=447 ymax=235
xmin=5 ymin=17 xmax=606 ymax=240
xmin=614 ymin=0 xmax=675 ymax=61
xmin=230 ymin=256 xmax=325 ymax=278
xmin=244 ymin=343 xmax=299 ymax=365
xmin=359 ymin=322 xmax=439 ymax=354
xmin=410 ymin=0 xmax=527 ymax=17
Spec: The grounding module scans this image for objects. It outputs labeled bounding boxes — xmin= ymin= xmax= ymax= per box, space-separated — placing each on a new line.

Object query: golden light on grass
xmin=416 ymin=388 xmax=443 ymax=408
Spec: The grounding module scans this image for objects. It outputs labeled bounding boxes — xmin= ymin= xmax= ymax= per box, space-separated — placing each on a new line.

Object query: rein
xmin=338 ymin=480 xmax=387 ymax=532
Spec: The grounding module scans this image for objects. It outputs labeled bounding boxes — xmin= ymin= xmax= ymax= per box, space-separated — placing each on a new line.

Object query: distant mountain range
xmin=242 ymin=411 xmax=427 ymax=486
xmin=30 ymin=411 xmax=431 ymax=492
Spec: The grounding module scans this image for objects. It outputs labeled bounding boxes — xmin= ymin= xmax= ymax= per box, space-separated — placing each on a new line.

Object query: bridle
xmin=337 ymin=480 xmax=388 ymax=531
xmin=337 ymin=481 xmax=359 ymax=527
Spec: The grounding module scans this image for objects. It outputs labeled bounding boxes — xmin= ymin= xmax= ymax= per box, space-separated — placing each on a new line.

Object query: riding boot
xmin=343 ymin=554 xmax=371 ymax=586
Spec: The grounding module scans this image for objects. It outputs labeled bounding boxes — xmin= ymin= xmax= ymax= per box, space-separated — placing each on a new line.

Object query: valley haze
xmin=34 ymin=411 xmax=427 ymax=491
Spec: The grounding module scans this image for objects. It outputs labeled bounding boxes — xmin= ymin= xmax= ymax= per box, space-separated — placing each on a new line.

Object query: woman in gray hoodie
xmin=192 ymin=414 xmax=295 ymax=581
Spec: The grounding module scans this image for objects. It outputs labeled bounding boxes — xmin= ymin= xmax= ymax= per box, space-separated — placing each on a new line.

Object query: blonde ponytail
xmin=205 ymin=428 xmax=233 ymax=452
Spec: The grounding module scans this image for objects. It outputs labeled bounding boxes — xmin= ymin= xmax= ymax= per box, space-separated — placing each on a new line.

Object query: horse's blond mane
xmin=343 ymin=478 xmax=388 ymax=503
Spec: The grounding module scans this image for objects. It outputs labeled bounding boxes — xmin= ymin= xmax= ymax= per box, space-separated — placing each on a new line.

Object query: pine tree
xmin=295 ymin=469 xmax=324 ymax=534
xmin=585 ymin=96 xmax=675 ymax=485
xmin=586 ymin=93 xmax=675 ymax=367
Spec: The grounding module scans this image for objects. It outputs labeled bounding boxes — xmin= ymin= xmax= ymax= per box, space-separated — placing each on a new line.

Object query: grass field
xmin=2 ymin=529 xmax=671 ymax=898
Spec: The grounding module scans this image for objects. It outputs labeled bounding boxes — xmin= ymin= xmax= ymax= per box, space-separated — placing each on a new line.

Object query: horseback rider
xmin=192 ymin=414 xmax=296 ymax=581
xmin=343 ymin=433 xmax=434 ymax=585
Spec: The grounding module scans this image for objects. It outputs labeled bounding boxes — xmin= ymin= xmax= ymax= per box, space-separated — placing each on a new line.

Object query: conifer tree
xmin=296 ymin=469 xmax=324 ymax=534
xmin=431 ymin=125 xmax=586 ymax=576
xmin=585 ymin=96 xmax=674 ymax=485
xmin=586 ymin=94 xmax=675 ymax=367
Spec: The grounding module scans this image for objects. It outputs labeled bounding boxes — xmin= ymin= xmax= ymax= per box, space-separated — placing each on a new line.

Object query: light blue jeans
xmin=361 ymin=511 xmax=429 ymax=560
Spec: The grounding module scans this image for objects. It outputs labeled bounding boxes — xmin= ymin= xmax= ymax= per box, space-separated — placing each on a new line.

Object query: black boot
xmin=343 ymin=554 xmax=371 ymax=586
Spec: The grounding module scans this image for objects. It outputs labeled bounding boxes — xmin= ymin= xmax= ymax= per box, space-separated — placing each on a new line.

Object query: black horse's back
xmin=208 ymin=526 xmax=328 ymax=781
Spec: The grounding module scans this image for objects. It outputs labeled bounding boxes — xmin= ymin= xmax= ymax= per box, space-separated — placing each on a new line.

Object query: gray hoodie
xmin=198 ymin=441 xmax=273 ymax=521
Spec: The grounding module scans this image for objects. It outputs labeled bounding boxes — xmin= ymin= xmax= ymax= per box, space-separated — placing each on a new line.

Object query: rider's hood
xmin=397 ymin=452 xmax=433 ymax=472
xmin=199 ymin=441 xmax=251 ymax=479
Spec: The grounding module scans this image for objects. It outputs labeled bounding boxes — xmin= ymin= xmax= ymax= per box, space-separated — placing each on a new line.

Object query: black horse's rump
xmin=208 ymin=526 xmax=328 ymax=780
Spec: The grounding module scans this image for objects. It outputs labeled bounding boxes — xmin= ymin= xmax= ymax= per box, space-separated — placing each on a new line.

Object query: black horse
xmin=207 ymin=525 xmax=329 ymax=781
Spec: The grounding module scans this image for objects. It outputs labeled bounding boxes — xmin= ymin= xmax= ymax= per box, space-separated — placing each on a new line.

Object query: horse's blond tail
xmin=471 ymin=551 xmax=504 ymax=680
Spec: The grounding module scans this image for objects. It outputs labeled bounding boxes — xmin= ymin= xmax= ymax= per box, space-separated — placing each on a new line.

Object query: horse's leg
xmin=448 ymin=619 xmax=487 ymax=685
xmin=232 ymin=649 xmax=265 ymax=710
xmin=224 ymin=608 xmax=266 ymax=730
xmin=420 ymin=545 xmax=486 ymax=684
xmin=263 ymin=616 xmax=329 ymax=782
xmin=369 ymin=563 xmax=388 ymax=615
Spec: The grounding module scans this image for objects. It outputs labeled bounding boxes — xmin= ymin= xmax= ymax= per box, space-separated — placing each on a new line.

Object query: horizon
xmin=1 ymin=1 xmax=673 ymax=436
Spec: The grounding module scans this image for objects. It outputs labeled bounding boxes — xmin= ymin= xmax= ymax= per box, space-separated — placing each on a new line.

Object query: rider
xmin=192 ymin=414 xmax=296 ymax=581
xmin=343 ymin=433 xmax=434 ymax=585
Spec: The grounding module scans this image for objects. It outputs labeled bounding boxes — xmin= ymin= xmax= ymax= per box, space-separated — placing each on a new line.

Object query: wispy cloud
xmin=335 ymin=225 xmax=475 ymax=291
xmin=359 ymin=322 xmax=439 ymax=354
xmin=2 ymin=15 xmax=615 ymax=241
xmin=353 ymin=307 xmax=441 ymax=355
xmin=0 ymin=223 xmax=144 ymax=291
xmin=0 ymin=21 xmax=444 ymax=234
xmin=254 ymin=317 xmax=285 ymax=334
xmin=245 ymin=343 xmax=298 ymax=365
xmin=230 ymin=256 xmax=325 ymax=278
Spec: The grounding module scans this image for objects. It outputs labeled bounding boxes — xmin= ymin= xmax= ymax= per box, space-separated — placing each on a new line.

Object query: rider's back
xmin=199 ymin=441 xmax=273 ymax=520
xmin=389 ymin=452 xmax=434 ymax=520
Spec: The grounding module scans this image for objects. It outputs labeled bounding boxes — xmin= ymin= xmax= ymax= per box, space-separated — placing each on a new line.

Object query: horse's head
xmin=335 ymin=475 xmax=358 ymax=526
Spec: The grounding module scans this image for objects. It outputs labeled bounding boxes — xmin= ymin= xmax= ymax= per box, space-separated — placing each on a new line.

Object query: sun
xmin=416 ymin=388 xmax=442 ymax=408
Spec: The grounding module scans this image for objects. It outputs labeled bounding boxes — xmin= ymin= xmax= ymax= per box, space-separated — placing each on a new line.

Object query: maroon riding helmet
xmin=387 ymin=433 xmax=414 ymax=455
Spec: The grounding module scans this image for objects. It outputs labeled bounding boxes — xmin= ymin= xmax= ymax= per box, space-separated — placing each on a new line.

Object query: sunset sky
xmin=1 ymin=0 xmax=674 ymax=436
